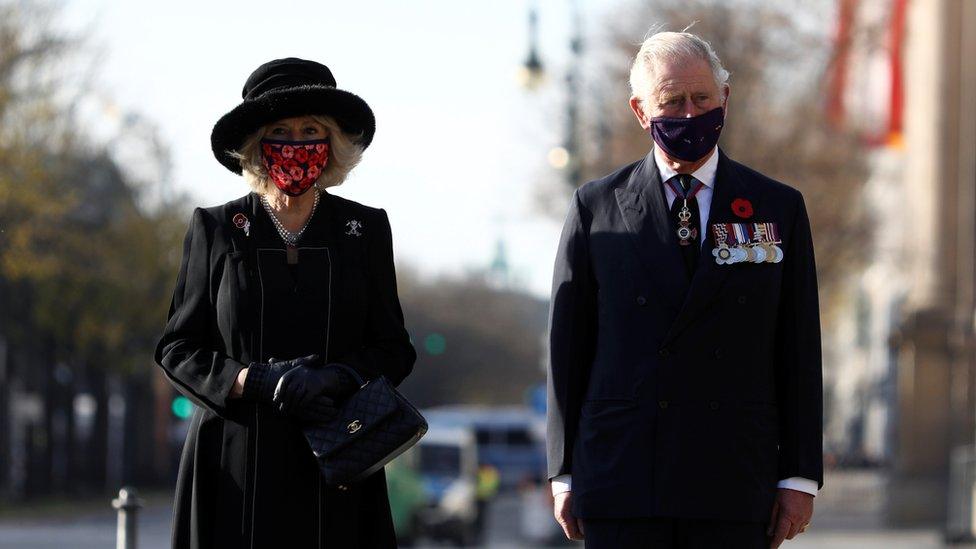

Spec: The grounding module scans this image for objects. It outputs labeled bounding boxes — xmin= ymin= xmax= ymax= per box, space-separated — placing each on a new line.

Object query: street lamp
xmin=520 ymin=0 xmax=584 ymax=188
xmin=516 ymin=7 xmax=545 ymax=90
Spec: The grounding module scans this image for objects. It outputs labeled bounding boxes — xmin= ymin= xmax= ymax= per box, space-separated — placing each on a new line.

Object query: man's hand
xmin=768 ymin=488 xmax=814 ymax=548
xmin=553 ymin=491 xmax=584 ymax=541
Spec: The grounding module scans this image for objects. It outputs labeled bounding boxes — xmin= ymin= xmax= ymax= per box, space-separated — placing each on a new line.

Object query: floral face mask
xmin=260 ymin=138 xmax=330 ymax=196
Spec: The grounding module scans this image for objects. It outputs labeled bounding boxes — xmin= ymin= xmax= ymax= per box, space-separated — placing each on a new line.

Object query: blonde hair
xmin=629 ymin=30 xmax=730 ymax=99
xmin=231 ymin=115 xmax=364 ymax=195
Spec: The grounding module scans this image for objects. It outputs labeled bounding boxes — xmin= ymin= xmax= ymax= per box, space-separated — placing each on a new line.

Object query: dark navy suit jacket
xmin=546 ymin=149 xmax=823 ymax=522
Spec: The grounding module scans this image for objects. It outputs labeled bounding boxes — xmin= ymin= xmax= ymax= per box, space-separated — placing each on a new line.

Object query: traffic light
xmin=171 ymin=395 xmax=193 ymax=420
xmin=423 ymin=333 xmax=446 ymax=355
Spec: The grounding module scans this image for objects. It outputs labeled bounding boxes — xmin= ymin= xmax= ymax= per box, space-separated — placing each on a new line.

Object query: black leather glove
xmin=241 ymin=355 xmax=322 ymax=404
xmin=273 ymin=363 xmax=360 ymax=415
xmin=288 ymin=394 xmax=340 ymax=424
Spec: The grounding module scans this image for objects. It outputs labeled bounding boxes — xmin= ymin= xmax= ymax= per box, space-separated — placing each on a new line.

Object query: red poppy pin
xmin=731 ymin=198 xmax=753 ymax=219
xmin=232 ymin=213 xmax=251 ymax=236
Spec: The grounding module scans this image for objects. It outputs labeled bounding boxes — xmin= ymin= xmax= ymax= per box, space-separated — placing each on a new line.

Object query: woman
xmin=155 ymin=58 xmax=416 ymax=548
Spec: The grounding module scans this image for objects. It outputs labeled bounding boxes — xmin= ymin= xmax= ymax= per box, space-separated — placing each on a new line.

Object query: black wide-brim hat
xmin=211 ymin=57 xmax=375 ymax=174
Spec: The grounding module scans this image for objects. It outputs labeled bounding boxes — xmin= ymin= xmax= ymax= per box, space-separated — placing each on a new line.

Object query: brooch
xmin=232 ymin=213 xmax=250 ymax=237
xmin=711 ymin=222 xmax=783 ymax=265
xmin=345 ymin=219 xmax=363 ymax=236
xmin=731 ymin=198 xmax=753 ymax=219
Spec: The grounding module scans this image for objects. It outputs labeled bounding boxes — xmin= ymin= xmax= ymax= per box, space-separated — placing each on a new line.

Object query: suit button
xmin=714 ymin=348 xmax=724 ymax=359
xmin=709 ymin=401 xmax=720 ymax=410
xmin=737 ymin=295 xmax=747 ymax=305
xmin=637 ymin=296 xmax=647 ymax=306
xmin=658 ymin=349 xmax=670 ymax=358
xmin=659 ymin=400 xmax=669 ymax=409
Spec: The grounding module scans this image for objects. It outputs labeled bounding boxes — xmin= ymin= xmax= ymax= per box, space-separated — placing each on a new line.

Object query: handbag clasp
xmin=347 ymin=420 xmax=362 ymax=434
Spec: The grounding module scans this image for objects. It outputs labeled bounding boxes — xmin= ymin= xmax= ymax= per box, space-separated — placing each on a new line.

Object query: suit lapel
xmin=663 ymin=150 xmax=761 ymax=346
xmin=614 ymin=152 xmax=689 ymax=312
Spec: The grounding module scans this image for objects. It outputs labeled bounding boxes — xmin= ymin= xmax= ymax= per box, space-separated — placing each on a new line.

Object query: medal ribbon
xmin=665 ymin=178 xmax=705 ymax=201
xmin=712 ymin=222 xmax=782 ymax=247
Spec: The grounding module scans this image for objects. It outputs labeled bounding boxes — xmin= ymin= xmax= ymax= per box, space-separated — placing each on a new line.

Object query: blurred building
xmin=822 ymin=0 xmax=907 ymax=469
xmin=824 ymin=0 xmax=976 ymax=530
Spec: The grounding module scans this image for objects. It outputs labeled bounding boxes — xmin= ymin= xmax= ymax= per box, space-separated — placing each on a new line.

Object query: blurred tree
xmin=0 ymin=0 xmax=187 ymax=498
xmin=542 ymin=0 xmax=870 ymax=316
xmin=0 ymin=2 xmax=183 ymax=376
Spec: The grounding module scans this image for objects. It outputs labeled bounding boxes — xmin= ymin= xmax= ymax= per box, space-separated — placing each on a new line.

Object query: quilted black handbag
xmin=301 ymin=364 xmax=428 ymax=486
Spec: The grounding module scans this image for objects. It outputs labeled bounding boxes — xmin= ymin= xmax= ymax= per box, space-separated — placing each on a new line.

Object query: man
xmin=547 ymin=31 xmax=822 ymax=548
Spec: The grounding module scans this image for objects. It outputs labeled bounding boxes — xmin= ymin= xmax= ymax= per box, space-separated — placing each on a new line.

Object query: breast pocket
xmin=331 ymin=242 xmax=369 ymax=315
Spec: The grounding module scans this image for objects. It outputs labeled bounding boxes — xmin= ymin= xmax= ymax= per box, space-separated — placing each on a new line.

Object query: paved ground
xmin=789 ymin=530 xmax=945 ymax=548
xmin=784 ymin=469 xmax=949 ymax=549
xmin=0 ymin=470 xmax=962 ymax=548
xmin=0 ymin=502 xmax=171 ymax=549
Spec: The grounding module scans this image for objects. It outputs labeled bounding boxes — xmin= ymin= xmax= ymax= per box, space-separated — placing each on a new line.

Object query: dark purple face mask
xmin=649 ymin=106 xmax=725 ymax=162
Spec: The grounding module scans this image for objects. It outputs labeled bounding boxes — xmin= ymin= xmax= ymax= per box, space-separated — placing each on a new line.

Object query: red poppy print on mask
xmin=731 ymin=198 xmax=753 ymax=219
xmin=260 ymin=138 xmax=330 ymax=196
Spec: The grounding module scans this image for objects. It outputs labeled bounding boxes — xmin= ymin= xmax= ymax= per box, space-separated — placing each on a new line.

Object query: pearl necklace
xmin=261 ymin=190 xmax=320 ymax=246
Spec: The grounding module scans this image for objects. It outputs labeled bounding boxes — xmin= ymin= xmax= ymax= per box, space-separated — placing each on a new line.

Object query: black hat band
xmin=244 ymin=74 xmax=337 ymax=101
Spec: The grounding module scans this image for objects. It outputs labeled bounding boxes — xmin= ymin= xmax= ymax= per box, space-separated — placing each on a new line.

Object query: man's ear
xmin=629 ymin=96 xmax=651 ymax=131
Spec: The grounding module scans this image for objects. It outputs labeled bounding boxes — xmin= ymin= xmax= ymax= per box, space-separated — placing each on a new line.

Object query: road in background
xmin=0 ymin=471 xmax=956 ymax=548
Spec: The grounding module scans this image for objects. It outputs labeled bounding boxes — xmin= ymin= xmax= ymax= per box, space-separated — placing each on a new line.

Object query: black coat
xmin=155 ymin=191 xmax=416 ymax=548
xmin=547 ymin=149 xmax=823 ymax=522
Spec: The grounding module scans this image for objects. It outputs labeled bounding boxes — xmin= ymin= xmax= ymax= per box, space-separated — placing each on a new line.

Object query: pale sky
xmin=65 ymin=0 xmax=631 ymax=297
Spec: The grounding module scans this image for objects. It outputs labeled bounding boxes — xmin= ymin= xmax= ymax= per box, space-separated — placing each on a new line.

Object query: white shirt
xmin=655 ymin=145 xmax=717 ymax=247
xmin=550 ymin=146 xmax=818 ymax=498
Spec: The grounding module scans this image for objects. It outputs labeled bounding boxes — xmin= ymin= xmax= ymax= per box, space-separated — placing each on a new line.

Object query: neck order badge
xmin=666 ymin=175 xmax=705 ymax=246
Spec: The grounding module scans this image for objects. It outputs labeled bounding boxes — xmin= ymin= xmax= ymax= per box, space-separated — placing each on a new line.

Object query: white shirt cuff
xmin=778 ymin=477 xmax=818 ymax=496
xmin=550 ymin=474 xmax=572 ymax=495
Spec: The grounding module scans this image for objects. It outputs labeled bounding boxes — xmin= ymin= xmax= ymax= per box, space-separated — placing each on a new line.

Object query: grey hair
xmin=629 ymin=30 xmax=730 ymax=99
xmin=230 ymin=114 xmax=364 ymax=195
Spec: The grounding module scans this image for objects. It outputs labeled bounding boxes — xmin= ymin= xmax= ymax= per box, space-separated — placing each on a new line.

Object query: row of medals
xmin=677 ymin=202 xmax=784 ymax=265
xmin=713 ymin=242 xmax=783 ymax=265
xmin=711 ymin=221 xmax=783 ymax=265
